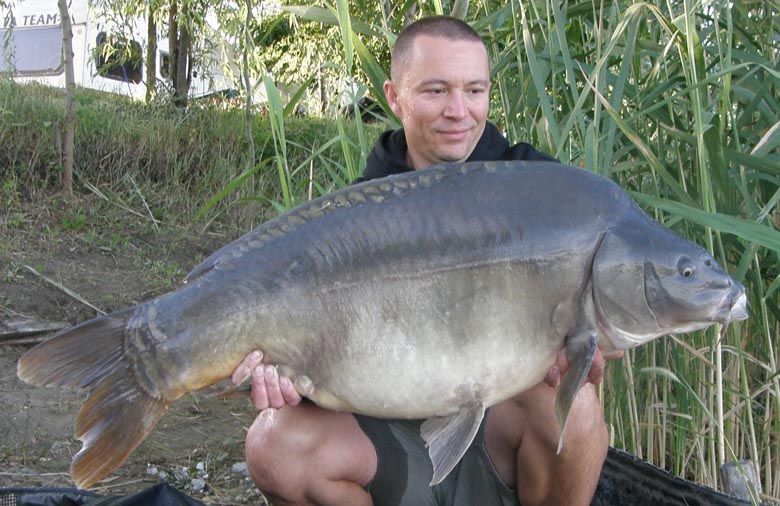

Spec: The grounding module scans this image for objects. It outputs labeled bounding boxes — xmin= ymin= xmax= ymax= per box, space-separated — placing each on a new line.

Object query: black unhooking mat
xmin=2 ymin=449 xmax=776 ymax=505
xmin=0 ymin=483 xmax=202 ymax=506
xmin=592 ymin=447 xmax=774 ymax=506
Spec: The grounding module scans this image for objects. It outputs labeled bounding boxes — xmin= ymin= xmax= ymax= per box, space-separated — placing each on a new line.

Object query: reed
xmin=471 ymin=0 xmax=780 ymax=499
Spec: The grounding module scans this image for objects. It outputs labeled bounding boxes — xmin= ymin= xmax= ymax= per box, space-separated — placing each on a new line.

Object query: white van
xmin=1 ymin=0 xmax=233 ymax=100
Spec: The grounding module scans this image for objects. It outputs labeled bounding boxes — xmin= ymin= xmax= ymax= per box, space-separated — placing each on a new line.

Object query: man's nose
xmin=443 ymin=91 xmax=468 ymax=119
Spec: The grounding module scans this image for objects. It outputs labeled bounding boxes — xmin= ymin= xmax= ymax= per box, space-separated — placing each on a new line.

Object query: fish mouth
xmin=591 ymin=280 xmax=749 ymax=353
xmin=643 ymin=281 xmax=749 ymax=340
xmin=704 ymin=280 xmax=748 ymax=327
xmin=722 ymin=289 xmax=748 ymax=324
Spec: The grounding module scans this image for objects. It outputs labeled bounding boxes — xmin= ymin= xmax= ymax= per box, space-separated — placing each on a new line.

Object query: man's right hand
xmin=231 ymin=351 xmax=302 ymax=410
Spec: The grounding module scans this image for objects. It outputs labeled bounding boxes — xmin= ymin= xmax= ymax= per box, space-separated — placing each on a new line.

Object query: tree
xmin=57 ymin=0 xmax=75 ymax=195
xmin=96 ymin=0 xmax=209 ymax=106
xmin=167 ymin=0 xmax=192 ymax=107
xmin=242 ymin=0 xmax=254 ymax=167
xmin=145 ymin=2 xmax=158 ymax=103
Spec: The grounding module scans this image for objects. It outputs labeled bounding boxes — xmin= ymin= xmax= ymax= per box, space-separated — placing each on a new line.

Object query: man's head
xmin=384 ymin=16 xmax=491 ymax=170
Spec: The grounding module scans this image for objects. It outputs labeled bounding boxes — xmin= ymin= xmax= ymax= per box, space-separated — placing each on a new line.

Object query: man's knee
xmin=245 ymin=408 xmax=306 ymax=499
xmin=244 ymin=405 xmax=377 ymax=505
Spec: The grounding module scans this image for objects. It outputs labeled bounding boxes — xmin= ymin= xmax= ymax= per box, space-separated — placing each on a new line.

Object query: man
xmin=232 ymin=16 xmax=610 ymax=506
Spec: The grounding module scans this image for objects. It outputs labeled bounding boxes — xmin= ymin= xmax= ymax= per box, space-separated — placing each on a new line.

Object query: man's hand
xmin=231 ymin=351 xmax=302 ymax=410
xmin=544 ymin=348 xmax=624 ymax=388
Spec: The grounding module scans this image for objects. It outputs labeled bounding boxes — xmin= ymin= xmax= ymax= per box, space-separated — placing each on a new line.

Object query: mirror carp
xmin=17 ymin=161 xmax=748 ymax=488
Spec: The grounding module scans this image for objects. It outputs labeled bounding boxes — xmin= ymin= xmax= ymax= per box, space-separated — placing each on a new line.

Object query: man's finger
xmin=232 ymin=350 xmax=264 ymax=385
xmin=280 ymin=376 xmax=302 ymax=405
xmin=544 ymin=365 xmax=561 ymax=388
xmin=251 ymin=365 xmax=270 ymax=410
xmin=264 ymin=366 xmax=285 ymax=408
xmin=556 ymin=349 xmax=569 ymax=374
xmin=587 ymin=350 xmax=606 ymax=385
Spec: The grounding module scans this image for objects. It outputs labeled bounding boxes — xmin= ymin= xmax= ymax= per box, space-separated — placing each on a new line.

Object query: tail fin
xmin=17 ymin=309 xmax=169 ymax=488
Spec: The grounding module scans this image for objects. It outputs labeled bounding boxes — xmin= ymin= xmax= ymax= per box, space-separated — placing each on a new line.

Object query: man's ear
xmin=383 ymin=80 xmax=403 ymax=118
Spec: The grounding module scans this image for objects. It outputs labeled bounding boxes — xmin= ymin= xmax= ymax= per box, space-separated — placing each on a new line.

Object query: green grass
xmin=0 ymin=79 xmax=384 ymax=230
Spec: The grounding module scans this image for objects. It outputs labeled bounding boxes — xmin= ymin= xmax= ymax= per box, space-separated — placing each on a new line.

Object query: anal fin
xmin=421 ymin=403 xmax=486 ymax=486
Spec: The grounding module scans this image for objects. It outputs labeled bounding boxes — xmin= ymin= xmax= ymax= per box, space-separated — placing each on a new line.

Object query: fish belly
xmin=257 ymin=260 xmax=575 ymax=418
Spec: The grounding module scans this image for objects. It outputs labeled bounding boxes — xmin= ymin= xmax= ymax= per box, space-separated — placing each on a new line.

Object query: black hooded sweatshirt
xmin=354 ymin=122 xmax=557 ymax=183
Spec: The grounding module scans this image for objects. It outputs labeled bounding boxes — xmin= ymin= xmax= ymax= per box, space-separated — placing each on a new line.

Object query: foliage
xmin=229 ymin=0 xmax=404 ymax=117
xmin=93 ymin=0 xmax=214 ymax=106
xmin=0 ymin=80 xmax=383 ymax=227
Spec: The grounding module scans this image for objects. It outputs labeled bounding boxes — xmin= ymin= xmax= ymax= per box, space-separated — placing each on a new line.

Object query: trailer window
xmin=0 ymin=26 xmax=63 ymax=75
xmin=159 ymin=51 xmax=170 ymax=80
xmin=95 ymin=31 xmax=142 ymax=84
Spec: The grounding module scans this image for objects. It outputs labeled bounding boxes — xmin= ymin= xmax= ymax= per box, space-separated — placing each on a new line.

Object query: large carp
xmin=18 ymin=161 xmax=748 ymax=488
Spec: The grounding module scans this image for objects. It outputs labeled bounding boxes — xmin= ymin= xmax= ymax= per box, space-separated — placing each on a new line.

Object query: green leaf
xmin=282 ymin=5 xmax=382 ymax=38
xmin=702 ymin=110 xmax=732 ymax=206
xmin=639 ymin=366 xmax=716 ymax=424
xmin=283 ymin=73 xmax=318 ymax=118
xmin=751 ymin=121 xmax=780 ymax=158
xmin=335 ymin=0 xmax=353 ymax=73
xmin=195 ymin=158 xmax=273 ymax=221
xmin=352 ymin=32 xmax=396 ymax=126
xmin=630 ymin=192 xmax=780 ymax=252
xmin=450 ymin=0 xmax=469 ymax=19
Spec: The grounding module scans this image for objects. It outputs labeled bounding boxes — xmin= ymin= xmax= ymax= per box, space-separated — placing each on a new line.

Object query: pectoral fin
xmin=421 ymin=403 xmax=486 ymax=486
xmin=555 ymin=331 xmax=598 ymax=454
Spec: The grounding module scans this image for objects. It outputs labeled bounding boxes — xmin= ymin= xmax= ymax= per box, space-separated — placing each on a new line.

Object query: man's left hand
xmin=544 ymin=348 xmax=623 ymax=388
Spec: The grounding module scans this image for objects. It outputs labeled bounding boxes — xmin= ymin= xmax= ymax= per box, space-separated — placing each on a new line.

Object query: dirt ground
xmin=0 ymin=195 xmax=268 ymax=505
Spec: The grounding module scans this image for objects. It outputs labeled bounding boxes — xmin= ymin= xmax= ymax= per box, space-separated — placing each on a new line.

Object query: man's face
xmin=384 ymin=35 xmax=491 ymax=170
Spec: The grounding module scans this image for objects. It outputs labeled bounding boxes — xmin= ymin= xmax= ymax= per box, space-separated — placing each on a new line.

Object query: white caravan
xmin=0 ymin=0 xmax=233 ymax=100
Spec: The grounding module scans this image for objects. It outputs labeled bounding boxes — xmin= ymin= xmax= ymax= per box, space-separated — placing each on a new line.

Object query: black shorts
xmin=354 ymin=413 xmax=519 ymax=506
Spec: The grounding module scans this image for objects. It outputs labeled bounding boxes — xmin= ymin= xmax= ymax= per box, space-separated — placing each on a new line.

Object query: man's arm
xmin=510 ymin=382 xmax=608 ymax=506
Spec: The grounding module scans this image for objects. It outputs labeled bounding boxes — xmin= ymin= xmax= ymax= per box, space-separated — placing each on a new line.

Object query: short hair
xmin=391 ymin=16 xmax=486 ymax=81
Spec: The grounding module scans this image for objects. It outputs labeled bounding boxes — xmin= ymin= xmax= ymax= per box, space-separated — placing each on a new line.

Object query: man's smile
xmin=438 ymin=127 xmax=472 ymax=140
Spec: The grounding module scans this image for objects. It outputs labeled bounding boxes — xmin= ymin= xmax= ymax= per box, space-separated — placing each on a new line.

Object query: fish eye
xmin=677 ymin=257 xmax=696 ymax=278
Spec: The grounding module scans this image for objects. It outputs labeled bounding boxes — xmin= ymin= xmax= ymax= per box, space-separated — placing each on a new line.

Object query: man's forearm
xmin=514 ymin=384 xmax=608 ymax=506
